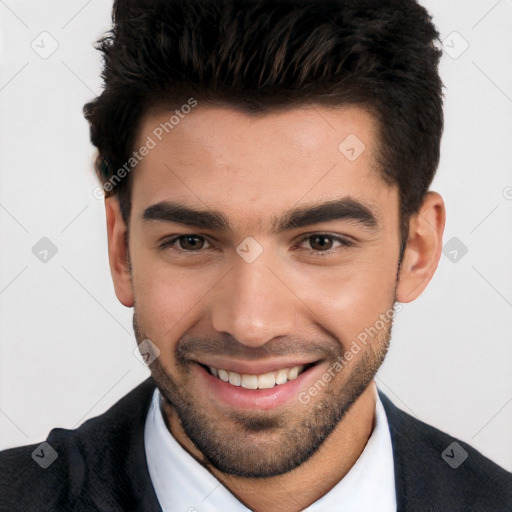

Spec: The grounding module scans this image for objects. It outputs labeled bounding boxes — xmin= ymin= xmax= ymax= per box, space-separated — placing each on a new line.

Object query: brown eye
xmin=176 ymin=235 xmax=206 ymax=251
xmin=308 ymin=235 xmax=335 ymax=251
xmin=159 ymin=234 xmax=211 ymax=252
xmin=296 ymin=233 xmax=355 ymax=256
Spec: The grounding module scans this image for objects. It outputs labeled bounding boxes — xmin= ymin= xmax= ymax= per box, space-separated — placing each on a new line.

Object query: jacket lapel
xmin=75 ymin=376 xmax=162 ymax=511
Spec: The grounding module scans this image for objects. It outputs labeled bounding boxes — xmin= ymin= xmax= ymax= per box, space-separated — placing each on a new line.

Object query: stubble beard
xmin=133 ymin=310 xmax=394 ymax=478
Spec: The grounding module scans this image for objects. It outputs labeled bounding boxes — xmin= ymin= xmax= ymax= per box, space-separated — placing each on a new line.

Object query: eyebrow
xmin=142 ymin=197 xmax=380 ymax=233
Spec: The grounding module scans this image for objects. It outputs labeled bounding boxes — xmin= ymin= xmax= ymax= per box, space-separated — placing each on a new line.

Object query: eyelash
xmin=158 ymin=233 xmax=355 ymax=257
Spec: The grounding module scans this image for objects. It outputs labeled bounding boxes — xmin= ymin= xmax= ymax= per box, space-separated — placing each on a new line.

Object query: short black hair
xmin=83 ymin=0 xmax=444 ymax=246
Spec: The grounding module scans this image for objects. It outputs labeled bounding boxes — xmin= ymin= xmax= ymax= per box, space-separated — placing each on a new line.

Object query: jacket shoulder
xmin=0 ymin=433 xmax=85 ymax=512
xmin=379 ymin=391 xmax=512 ymax=512
xmin=0 ymin=377 xmax=158 ymax=512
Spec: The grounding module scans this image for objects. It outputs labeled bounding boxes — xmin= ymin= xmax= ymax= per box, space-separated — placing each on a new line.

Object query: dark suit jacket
xmin=1 ymin=377 xmax=511 ymax=511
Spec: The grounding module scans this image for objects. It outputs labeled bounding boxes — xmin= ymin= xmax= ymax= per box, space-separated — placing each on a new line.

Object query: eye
xmin=295 ymin=233 xmax=355 ymax=256
xmin=158 ymin=232 xmax=355 ymax=257
xmin=159 ymin=234 xmax=212 ymax=252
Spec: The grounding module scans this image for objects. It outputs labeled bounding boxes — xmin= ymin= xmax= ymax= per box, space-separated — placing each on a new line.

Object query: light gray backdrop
xmin=1 ymin=0 xmax=511 ymax=471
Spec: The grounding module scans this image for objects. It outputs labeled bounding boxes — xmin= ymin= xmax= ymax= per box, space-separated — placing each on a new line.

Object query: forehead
xmin=130 ymin=104 xmax=397 ymax=231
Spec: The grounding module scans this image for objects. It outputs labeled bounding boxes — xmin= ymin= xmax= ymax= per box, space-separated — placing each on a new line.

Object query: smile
xmin=195 ymin=360 xmax=323 ymax=410
xmin=205 ymin=364 xmax=313 ymax=390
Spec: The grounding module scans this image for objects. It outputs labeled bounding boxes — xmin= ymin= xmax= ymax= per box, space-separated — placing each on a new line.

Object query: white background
xmin=0 ymin=0 xmax=511 ymax=472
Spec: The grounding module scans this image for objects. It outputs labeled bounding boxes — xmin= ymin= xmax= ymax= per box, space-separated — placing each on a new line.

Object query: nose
xmin=210 ymin=255 xmax=297 ymax=348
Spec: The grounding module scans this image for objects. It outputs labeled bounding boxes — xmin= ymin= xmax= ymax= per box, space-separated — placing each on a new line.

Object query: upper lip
xmin=194 ymin=358 xmax=320 ymax=375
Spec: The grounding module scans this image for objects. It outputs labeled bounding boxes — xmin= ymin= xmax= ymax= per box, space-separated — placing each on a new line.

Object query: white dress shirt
xmin=144 ymin=382 xmax=396 ymax=512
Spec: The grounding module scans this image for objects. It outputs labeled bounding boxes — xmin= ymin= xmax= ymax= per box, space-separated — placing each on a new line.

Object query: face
xmin=118 ymin=104 xmax=404 ymax=477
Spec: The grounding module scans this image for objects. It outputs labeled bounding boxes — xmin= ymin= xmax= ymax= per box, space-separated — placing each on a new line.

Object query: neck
xmin=163 ymin=381 xmax=377 ymax=512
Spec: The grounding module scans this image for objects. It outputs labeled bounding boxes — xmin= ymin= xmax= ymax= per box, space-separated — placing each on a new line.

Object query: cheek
xmin=130 ymin=251 xmax=220 ymax=340
xmin=291 ymin=256 xmax=397 ymax=349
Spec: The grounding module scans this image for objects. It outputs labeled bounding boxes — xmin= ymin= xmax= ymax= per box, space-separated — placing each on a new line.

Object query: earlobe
xmin=396 ymin=191 xmax=446 ymax=303
xmin=105 ymin=196 xmax=135 ymax=308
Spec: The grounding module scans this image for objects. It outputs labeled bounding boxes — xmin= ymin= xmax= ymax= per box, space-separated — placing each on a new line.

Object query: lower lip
xmin=195 ymin=362 xmax=323 ymax=410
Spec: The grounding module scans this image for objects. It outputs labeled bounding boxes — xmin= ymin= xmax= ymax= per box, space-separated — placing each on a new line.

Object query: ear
xmin=396 ymin=191 xmax=446 ymax=303
xmin=105 ymin=196 xmax=135 ymax=307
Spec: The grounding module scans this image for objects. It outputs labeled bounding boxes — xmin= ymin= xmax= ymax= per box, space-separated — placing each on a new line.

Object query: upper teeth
xmin=209 ymin=365 xmax=304 ymax=389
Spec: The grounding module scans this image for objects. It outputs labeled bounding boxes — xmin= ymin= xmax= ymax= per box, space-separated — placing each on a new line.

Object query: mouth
xmin=200 ymin=363 xmax=316 ymax=390
xmin=193 ymin=360 xmax=323 ymax=410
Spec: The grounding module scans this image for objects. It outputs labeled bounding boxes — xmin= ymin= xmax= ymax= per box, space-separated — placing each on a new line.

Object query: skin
xmin=105 ymin=104 xmax=445 ymax=511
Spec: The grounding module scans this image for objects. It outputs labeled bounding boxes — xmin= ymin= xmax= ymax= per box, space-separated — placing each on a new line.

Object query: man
xmin=1 ymin=0 xmax=511 ymax=510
